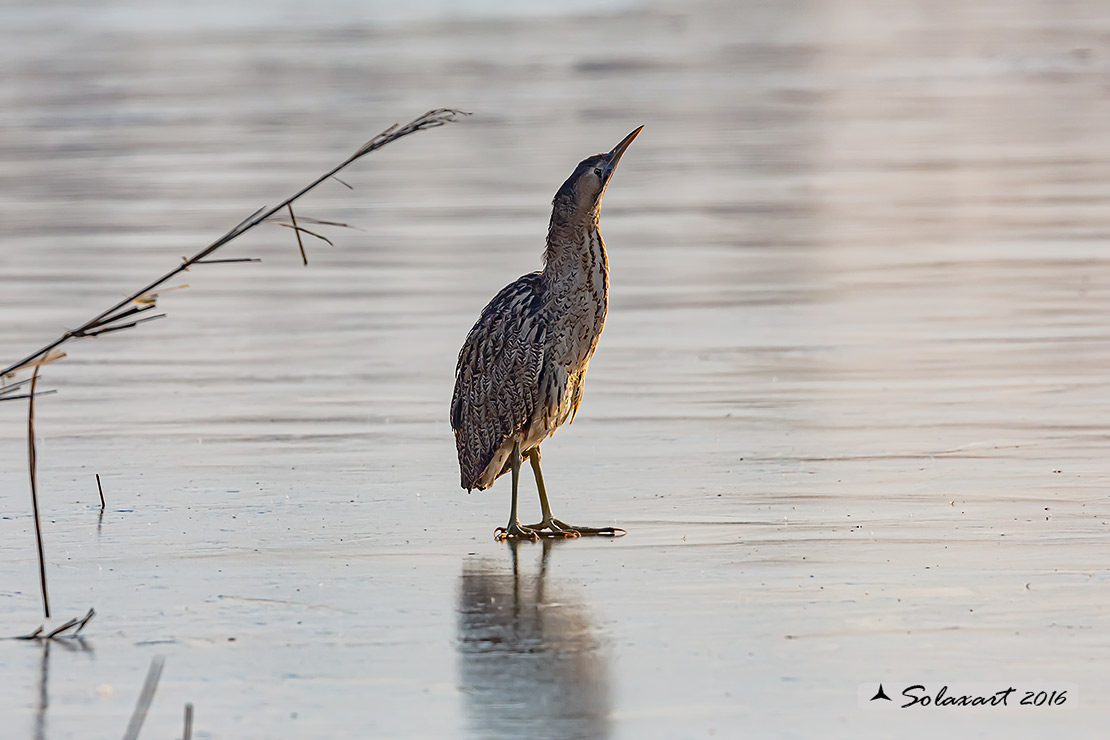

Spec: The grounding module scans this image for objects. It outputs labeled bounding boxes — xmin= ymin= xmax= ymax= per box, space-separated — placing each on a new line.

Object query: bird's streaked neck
xmin=540 ymin=199 xmax=610 ymax=370
xmin=543 ymin=200 xmax=603 ymax=274
xmin=541 ymin=206 xmax=608 ymax=324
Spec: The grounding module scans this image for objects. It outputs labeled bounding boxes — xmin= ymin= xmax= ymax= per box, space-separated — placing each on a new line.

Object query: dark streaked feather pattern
xmin=452 ymin=272 xmax=547 ymax=490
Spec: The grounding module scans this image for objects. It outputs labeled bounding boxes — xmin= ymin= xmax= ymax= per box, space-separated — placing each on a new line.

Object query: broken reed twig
xmin=276 ymin=215 xmax=361 ymax=230
xmin=0 ymin=108 xmax=468 ymax=380
xmin=15 ymin=608 xmax=95 ymax=641
xmin=183 ymin=703 xmax=194 ymax=740
xmin=276 ymin=221 xmax=335 ymax=248
xmin=287 ymin=203 xmax=309 ymax=265
xmin=122 ymin=656 xmax=165 ymax=740
xmin=47 ymin=612 xmax=95 ymax=639
xmin=27 ymin=366 xmax=50 ymax=619
xmin=1 ymin=366 xmax=59 ymax=404
xmin=97 ymin=474 xmax=105 ymax=533
xmin=1 ymin=376 xmax=37 ymax=398
xmin=0 ymin=391 xmax=56 ymax=402
xmin=44 ymin=608 xmax=95 ymax=639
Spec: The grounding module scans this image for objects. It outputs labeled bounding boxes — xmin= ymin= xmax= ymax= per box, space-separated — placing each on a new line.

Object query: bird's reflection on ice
xmin=457 ymin=539 xmax=612 ymax=740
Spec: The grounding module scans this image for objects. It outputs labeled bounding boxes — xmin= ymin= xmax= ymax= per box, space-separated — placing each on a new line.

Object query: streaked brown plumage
xmin=451 ymin=126 xmax=642 ymax=540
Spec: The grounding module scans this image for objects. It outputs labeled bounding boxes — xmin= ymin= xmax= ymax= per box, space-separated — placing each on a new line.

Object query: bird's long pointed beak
xmin=604 ymin=125 xmax=643 ymax=178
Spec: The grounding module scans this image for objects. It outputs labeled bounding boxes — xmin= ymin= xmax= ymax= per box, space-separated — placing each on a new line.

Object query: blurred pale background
xmin=2 ymin=0 xmax=1110 ymax=738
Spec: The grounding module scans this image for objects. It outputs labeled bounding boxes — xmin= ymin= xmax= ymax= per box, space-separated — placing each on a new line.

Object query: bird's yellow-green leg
xmin=523 ymin=447 xmax=578 ymax=538
xmin=524 ymin=447 xmax=625 ymax=537
xmin=494 ymin=440 xmax=539 ymax=541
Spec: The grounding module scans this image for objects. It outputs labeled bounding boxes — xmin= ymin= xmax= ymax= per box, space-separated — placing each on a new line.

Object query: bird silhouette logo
xmin=870 ymin=684 xmax=893 ymax=701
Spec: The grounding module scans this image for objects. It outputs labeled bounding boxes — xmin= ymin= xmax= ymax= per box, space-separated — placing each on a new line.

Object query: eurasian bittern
xmin=451 ymin=126 xmax=642 ymax=540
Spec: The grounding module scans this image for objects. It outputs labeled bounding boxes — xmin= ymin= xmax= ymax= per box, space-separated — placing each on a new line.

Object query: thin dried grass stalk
xmin=0 ymin=108 xmax=468 ymax=379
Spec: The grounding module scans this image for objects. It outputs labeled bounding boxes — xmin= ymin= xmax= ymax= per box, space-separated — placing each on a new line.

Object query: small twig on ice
xmin=15 ymin=608 xmax=96 ymax=641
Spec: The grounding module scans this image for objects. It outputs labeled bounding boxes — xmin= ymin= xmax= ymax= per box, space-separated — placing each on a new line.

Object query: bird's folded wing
xmin=451 ymin=272 xmax=546 ymax=490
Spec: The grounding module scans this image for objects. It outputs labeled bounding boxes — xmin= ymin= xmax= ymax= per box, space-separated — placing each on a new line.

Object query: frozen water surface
xmin=1 ymin=0 xmax=1109 ymax=737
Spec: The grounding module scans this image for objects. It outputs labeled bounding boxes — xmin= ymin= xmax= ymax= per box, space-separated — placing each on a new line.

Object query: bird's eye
xmin=594 ymin=167 xmax=603 ymax=177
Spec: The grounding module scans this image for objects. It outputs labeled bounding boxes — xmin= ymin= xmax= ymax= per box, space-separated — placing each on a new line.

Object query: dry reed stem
xmin=0 ymin=108 xmax=468 ymax=379
xmin=27 ymin=366 xmax=49 ymax=619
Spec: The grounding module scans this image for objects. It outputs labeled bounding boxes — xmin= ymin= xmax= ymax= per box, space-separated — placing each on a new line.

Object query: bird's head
xmin=552 ymin=126 xmax=643 ymax=222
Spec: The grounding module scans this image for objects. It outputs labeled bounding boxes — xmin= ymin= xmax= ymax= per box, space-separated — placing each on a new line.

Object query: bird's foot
xmin=494 ymin=521 xmax=540 ymax=541
xmin=530 ymin=517 xmax=626 ymax=538
xmin=523 ymin=518 xmax=582 ymax=539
